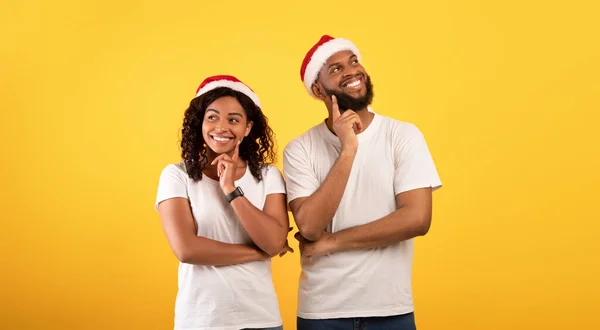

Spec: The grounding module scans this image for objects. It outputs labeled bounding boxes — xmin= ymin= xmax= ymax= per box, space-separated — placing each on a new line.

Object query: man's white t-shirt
xmin=283 ymin=109 xmax=442 ymax=319
xmin=155 ymin=162 xmax=285 ymax=330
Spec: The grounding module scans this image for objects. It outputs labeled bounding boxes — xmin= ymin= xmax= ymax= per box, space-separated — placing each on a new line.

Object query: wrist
xmin=222 ymin=185 xmax=236 ymax=195
xmin=340 ymin=147 xmax=358 ymax=157
xmin=324 ymin=232 xmax=340 ymax=254
xmin=253 ymin=246 xmax=270 ymax=261
xmin=224 ymin=186 xmax=244 ymax=203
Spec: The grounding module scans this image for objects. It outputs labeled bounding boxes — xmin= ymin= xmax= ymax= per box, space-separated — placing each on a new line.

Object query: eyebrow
xmin=206 ymin=109 xmax=243 ymax=117
xmin=327 ymin=54 xmax=357 ymax=69
xmin=327 ymin=62 xmax=341 ymax=69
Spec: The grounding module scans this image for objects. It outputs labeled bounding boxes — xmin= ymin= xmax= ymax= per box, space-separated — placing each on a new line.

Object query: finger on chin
xmin=211 ymin=154 xmax=225 ymax=165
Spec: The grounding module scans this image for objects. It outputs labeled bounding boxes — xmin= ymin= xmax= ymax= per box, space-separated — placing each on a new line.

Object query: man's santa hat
xmin=195 ymin=75 xmax=261 ymax=107
xmin=300 ymin=35 xmax=362 ymax=98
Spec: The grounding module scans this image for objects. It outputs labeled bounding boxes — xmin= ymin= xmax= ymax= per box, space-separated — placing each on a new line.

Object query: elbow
xmin=264 ymin=247 xmax=281 ymax=258
xmin=264 ymin=234 xmax=289 ymax=257
xmin=417 ymin=224 xmax=430 ymax=237
xmin=291 ymin=202 xmax=324 ymax=241
xmin=173 ymin=245 xmax=193 ymax=264
xmin=174 ymin=251 xmax=191 ymax=264
xmin=263 ymin=240 xmax=283 ymax=257
xmin=416 ymin=214 xmax=432 ymax=237
xmin=297 ymin=223 xmax=322 ymax=241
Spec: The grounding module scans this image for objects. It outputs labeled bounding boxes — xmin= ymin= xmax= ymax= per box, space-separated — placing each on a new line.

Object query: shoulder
xmin=283 ymin=121 xmax=326 ymax=155
xmin=247 ymin=164 xmax=284 ymax=185
xmin=161 ymin=161 xmax=188 ymax=175
xmin=377 ymin=114 xmax=422 ymax=134
xmin=256 ymin=164 xmax=286 ymax=193
xmin=159 ymin=162 xmax=190 ymax=182
xmin=261 ymin=164 xmax=284 ymax=178
xmin=377 ymin=115 xmax=424 ymax=143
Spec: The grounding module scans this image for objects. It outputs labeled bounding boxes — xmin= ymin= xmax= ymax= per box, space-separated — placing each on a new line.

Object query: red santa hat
xmin=300 ymin=35 xmax=362 ymax=98
xmin=195 ymin=75 xmax=261 ymax=107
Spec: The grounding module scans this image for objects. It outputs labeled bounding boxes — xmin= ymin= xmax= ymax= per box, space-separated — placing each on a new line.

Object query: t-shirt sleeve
xmin=394 ymin=124 xmax=442 ymax=195
xmin=283 ymin=140 xmax=320 ymax=205
xmin=264 ymin=165 xmax=286 ymax=195
xmin=155 ymin=164 xmax=189 ymax=210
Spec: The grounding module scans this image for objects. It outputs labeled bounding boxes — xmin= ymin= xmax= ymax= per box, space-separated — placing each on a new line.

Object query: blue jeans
xmin=297 ymin=313 xmax=416 ymax=330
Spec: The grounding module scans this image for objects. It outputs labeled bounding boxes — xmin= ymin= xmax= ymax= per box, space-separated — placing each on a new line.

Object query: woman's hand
xmin=211 ymin=140 xmax=241 ymax=194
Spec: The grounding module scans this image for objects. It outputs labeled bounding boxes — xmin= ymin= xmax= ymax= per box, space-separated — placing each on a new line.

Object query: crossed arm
xmin=158 ymin=193 xmax=289 ymax=266
xmin=229 ymin=192 xmax=290 ymax=256
xmin=292 ymin=186 xmax=433 ymax=258
xmin=289 ymin=150 xmax=357 ymax=241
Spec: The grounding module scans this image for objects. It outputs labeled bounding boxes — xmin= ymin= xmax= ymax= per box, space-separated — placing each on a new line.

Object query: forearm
xmin=330 ymin=206 xmax=430 ymax=252
xmin=229 ymin=197 xmax=287 ymax=256
xmin=294 ymin=150 xmax=356 ymax=240
xmin=175 ymin=236 xmax=265 ymax=266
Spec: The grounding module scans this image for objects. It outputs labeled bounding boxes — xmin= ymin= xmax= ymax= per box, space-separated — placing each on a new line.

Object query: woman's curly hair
xmin=180 ymin=87 xmax=276 ymax=182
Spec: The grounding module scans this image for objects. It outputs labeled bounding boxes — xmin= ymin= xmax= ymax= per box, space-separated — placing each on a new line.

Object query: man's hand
xmin=331 ymin=95 xmax=362 ymax=153
xmin=294 ymin=231 xmax=337 ymax=263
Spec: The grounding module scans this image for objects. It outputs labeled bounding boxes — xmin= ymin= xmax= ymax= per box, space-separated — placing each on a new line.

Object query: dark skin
xmin=291 ymin=50 xmax=434 ymax=262
xmin=311 ymin=50 xmax=375 ymax=133
xmin=158 ymin=97 xmax=293 ymax=266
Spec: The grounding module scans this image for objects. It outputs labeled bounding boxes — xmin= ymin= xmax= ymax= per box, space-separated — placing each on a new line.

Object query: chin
xmin=206 ymin=145 xmax=228 ymax=155
xmin=352 ymin=90 xmax=367 ymax=99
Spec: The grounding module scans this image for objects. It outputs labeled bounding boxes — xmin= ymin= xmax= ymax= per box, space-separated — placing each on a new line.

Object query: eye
xmin=330 ymin=66 xmax=340 ymax=74
xmin=207 ymin=115 xmax=217 ymax=121
xmin=229 ymin=118 xmax=239 ymax=123
xmin=352 ymin=59 xmax=359 ymax=65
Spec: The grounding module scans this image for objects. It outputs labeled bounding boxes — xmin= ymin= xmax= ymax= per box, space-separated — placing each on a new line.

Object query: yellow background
xmin=1 ymin=0 xmax=599 ymax=329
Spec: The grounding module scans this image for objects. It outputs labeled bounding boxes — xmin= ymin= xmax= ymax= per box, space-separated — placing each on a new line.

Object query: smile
xmin=211 ymin=135 xmax=234 ymax=143
xmin=342 ymin=75 xmax=363 ymax=89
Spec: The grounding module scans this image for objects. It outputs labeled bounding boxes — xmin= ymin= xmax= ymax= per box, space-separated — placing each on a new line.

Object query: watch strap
xmin=225 ymin=186 xmax=244 ymax=203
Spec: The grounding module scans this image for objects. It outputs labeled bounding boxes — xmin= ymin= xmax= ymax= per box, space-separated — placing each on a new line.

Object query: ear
xmin=311 ymin=82 xmax=326 ymax=100
xmin=244 ymin=121 xmax=253 ymax=137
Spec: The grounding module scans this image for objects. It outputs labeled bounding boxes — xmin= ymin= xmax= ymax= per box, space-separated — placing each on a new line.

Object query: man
xmin=282 ymin=35 xmax=443 ymax=330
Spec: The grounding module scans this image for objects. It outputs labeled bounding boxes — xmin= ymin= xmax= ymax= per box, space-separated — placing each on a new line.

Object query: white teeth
xmin=212 ymin=136 xmax=232 ymax=142
xmin=346 ymin=80 xmax=360 ymax=88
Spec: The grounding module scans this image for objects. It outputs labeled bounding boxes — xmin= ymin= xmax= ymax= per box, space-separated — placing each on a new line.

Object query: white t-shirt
xmin=155 ymin=162 xmax=285 ymax=330
xmin=283 ymin=109 xmax=442 ymax=319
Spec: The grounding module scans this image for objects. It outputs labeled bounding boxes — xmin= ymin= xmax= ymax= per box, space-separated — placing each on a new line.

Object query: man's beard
xmin=323 ymin=74 xmax=374 ymax=112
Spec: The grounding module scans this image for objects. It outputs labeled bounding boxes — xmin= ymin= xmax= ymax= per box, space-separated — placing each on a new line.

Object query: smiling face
xmin=312 ymin=50 xmax=374 ymax=112
xmin=201 ymin=96 xmax=252 ymax=155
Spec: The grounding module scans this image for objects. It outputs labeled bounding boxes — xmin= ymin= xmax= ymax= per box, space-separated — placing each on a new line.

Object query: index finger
xmin=331 ymin=95 xmax=341 ymax=120
xmin=232 ymin=139 xmax=241 ymax=162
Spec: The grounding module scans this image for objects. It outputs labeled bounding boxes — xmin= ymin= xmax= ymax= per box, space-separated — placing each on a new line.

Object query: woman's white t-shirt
xmin=155 ymin=162 xmax=285 ymax=330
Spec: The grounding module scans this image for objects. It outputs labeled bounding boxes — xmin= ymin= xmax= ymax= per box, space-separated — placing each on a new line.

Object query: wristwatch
xmin=225 ymin=186 xmax=244 ymax=203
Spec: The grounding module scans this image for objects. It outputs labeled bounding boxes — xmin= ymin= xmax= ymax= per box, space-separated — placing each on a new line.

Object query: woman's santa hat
xmin=195 ymin=75 xmax=261 ymax=107
xmin=300 ymin=35 xmax=362 ymax=98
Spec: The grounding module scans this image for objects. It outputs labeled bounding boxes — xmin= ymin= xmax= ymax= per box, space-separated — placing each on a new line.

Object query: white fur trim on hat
xmin=196 ymin=80 xmax=261 ymax=107
xmin=303 ymin=38 xmax=361 ymax=98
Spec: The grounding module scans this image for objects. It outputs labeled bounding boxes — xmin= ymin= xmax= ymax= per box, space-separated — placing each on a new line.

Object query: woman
xmin=155 ymin=75 xmax=292 ymax=330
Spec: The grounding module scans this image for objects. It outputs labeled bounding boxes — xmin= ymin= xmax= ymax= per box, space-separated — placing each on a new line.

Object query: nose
xmin=214 ymin=119 xmax=231 ymax=132
xmin=342 ymin=66 xmax=360 ymax=77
